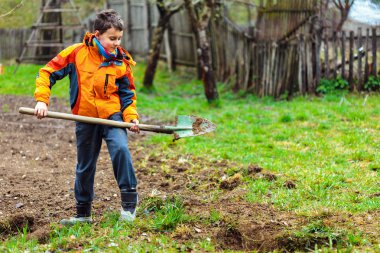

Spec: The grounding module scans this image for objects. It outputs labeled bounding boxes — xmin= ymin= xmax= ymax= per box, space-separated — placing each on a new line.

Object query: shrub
xmin=317 ymin=77 xmax=349 ymax=94
xmin=364 ymin=76 xmax=380 ymax=91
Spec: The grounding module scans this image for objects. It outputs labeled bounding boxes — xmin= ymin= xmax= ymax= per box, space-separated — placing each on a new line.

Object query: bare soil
xmin=0 ymin=95 xmax=379 ymax=251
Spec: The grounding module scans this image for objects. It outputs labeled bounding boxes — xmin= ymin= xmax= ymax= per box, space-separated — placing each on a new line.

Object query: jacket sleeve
xmin=117 ymin=64 xmax=138 ymax=122
xmin=34 ymin=43 xmax=81 ymax=105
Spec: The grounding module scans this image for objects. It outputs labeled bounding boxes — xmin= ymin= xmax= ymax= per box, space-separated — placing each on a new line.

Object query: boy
xmin=34 ymin=9 xmax=140 ymax=225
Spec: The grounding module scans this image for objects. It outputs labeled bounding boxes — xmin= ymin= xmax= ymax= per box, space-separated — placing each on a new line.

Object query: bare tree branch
xmin=0 ymin=0 xmax=24 ymax=18
xmin=332 ymin=0 xmax=355 ymax=30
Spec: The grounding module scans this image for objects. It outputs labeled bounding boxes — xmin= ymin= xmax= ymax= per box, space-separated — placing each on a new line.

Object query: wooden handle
xmin=18 ymin=107 xmax=175 ymax=134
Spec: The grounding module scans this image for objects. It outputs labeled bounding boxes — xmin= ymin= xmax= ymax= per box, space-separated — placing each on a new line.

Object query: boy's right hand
xmin=35 ymin=101 xmax=48 ymax=119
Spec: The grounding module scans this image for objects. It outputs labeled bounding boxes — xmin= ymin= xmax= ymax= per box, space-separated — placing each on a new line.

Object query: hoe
xmin=19 ymin=107 xmax=216 ymax=140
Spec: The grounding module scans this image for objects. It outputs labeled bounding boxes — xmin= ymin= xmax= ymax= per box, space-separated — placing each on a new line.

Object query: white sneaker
xmin=120 ymin=208 xmax=136 ymax=222
xmin=60 ymin=216 xmax=92 ymax=226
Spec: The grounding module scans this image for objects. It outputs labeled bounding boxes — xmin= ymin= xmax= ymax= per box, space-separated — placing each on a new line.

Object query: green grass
xmin=0 ymin=65 xmax=69 ymax=97
xmin=1 ymin=63 xmax=379 ymax=214
xmin=1 ymin=196 xmax=199 ymax=252
xmin=1 ymin=63 xmax=379 ymax=251
xmin=139 ymin=80 xmax=379 ymax=214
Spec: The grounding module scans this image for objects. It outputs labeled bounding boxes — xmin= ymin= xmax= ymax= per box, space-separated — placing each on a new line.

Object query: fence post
xmin=341 ymin=30 xmax=346 ymax=79
xmin=243 ymin=35 xmax=251 ymax=91
xmin=164 ymin=30 xmax=173 ymax=72
xmin=263 ymin=43 xmax=268 ymax=96
xmin=323 ymin=32 xmax=329 ymax=78
xmin=333 ymin=31 xmax=338 ymax=79
xmin=247 ymin=28 xmax=255 ymax=92
xmin=269 ymin=42 xmax=277 ymax=96
xmin=315 ymin=31 xmax=322 ymax=92
xmin=306 ymin=38 xmax=313 ymax=93
xmin=256 ymin=43 xmax=261 ymax=94
xmin=126 ymin=0 xmax=132 ymax=49
xmin=372 ymin=28 xmax=377 ymax=77
xmin=349 ymin=31 xmax=354 ymax=91
xmin=364 ymin=28 xmax=370 ymax=83
xmin=357 ymin=27 xmax=363 ymax=90
xmin=275 ymin=45 xmax=284 ymax=97
xmin=146 ymin=0 xmax=152 ymax=50
xmin=288 ymin=45 xmax=297 ymax=98
xmin=145 ymin=0 xmax=151 ymax=54
xmin=168 ymin=22 xmax=177 ymax=71
xmin=298 ymin=34 xmax=306 ymax=94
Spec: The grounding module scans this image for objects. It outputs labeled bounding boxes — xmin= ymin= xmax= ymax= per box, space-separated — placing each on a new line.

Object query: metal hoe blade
xmin=173 ymin=115 xmax=216 ymax=140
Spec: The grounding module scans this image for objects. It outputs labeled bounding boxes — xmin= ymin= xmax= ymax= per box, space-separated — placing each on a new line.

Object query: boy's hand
xmin=130 ymin=119 xmax=140 ymax=134
xmin=34 ymin=101 xmax=48 ymax=119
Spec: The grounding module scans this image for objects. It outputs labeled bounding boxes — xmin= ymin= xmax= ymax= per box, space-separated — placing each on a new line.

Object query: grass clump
xmin=147 ymin=197 xmax=188 ymax=231
xmin=279 ymin=220 xmax=369 ymax=252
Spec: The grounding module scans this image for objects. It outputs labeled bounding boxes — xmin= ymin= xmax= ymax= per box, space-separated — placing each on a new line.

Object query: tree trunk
xmin=143 ymin=15 xmax=170 ymax=90
xmin=199 ymin=28 xmax=218 ymax=102
xmin=142 ymin=0 xmax=183 ymax=91
xmin=184 ymin=0 xmax=219 ymax=103
xmin=333 ymin=0 xmax=354 ymax=31
xmin=336 ymin=10 xmax=348 ymax=31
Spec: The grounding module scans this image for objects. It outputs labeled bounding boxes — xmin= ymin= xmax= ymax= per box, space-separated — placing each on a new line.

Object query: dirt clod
xmin=283 ymin=180 xmax=296 ymax=189
xmin=262 ymin=173 xmax=277 ymax=181
xmin=192 ymin=118 xmax=204 ymax=134
xmin=276 ymin=232 xmax=342 ymax=252
xmin=160 ymin=181 xmax=170 ymax=188
xmin=172 ymin=165 xmax=187 ymax=172
xmin=247 ymin=164 xmax=263 ymax=174
xmin=217 ymin=226 xmax=243 ymax=249
xmin=27 ymin=226 xmax=50 ymax=243
xmin=0 ymin=214 xmax=35 ymax=236
xmin=220 ymin=173 xmax=242 ymax=190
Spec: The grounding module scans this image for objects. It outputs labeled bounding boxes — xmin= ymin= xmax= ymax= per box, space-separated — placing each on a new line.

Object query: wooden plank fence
xmin=321 ymin=28 xmax=380 ymax=91
xmin=255 ymin=0 xmax=318 ymax=41
xmin=1 ymin=0 xmax=379 ymax=97
xmin=228 ymin=26 xmax=379 ymax=97
xmin=0 ymin=29 xmax=31 ymax=61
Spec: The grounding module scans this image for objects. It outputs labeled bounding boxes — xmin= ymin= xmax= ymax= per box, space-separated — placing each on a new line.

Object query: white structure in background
xmin=349 ymin=0 xmax=380 ymax=26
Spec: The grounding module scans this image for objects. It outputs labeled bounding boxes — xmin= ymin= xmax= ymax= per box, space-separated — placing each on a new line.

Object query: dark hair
xmin=93 ymin=9 xmax=124 ymax=34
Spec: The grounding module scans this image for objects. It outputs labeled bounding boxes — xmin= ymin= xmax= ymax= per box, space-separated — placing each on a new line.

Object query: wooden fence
xmin=214 ymin=19 xmax=304 ymax=97
xmin=0 ymin=29 xmax=31 ymax=61
xmin=322 ymin=28 xmax=379 ymax=91
xmin=255 ymin=0 xmax=318 ymax=41
xmin=227 ymin=25 xmax=380 ymax=97
xmin=1 ymin=0 xmax=379 ymax=97
xmin=0 ymin=27 xmax=84 ymax=63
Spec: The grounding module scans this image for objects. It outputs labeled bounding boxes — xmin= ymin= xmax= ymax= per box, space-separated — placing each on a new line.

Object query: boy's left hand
xmin=130 ymin=119 xmax=140 ymax=133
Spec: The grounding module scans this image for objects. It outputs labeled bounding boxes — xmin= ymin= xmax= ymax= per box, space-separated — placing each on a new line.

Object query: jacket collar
xmin=83 ymin=32 xmax=136 ymax=67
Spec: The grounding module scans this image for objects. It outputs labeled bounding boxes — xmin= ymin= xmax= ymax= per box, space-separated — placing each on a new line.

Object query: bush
xmin=317 ymin=77 xmax=349 ymax=94
xmin=364 ymin=76 xmax=380 ymax=91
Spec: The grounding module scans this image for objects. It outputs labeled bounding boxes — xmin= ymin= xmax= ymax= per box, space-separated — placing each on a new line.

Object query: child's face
xmin=95 ymin=27 xmax=123 ymax=52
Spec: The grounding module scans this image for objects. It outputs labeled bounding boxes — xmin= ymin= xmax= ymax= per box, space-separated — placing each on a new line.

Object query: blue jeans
xmin=74 ymin=112 xmax=137 ymax=206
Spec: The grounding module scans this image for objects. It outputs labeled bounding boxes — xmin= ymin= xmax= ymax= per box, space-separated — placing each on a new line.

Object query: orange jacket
xmin=35 ymin=32 xmax=138 ymax=122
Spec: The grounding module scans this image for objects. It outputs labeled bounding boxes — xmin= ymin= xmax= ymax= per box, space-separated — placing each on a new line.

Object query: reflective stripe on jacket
xmin=34 ymin=32 xmax=138 ymax=122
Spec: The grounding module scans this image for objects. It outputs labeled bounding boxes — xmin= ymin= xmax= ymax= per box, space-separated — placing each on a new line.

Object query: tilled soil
xmin=0 ymin=95 xmax=378 ymax=251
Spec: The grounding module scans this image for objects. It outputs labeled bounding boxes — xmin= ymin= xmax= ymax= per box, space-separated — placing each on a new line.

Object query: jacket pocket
xmin=94 ymin=69 xmax=117 ymax=99
xmin=104 ymin=74 xmax=109 ymax=96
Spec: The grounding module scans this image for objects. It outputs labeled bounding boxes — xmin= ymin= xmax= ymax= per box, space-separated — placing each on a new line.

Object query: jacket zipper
xmin=104 ymin=74 xmax=109 ymax=95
